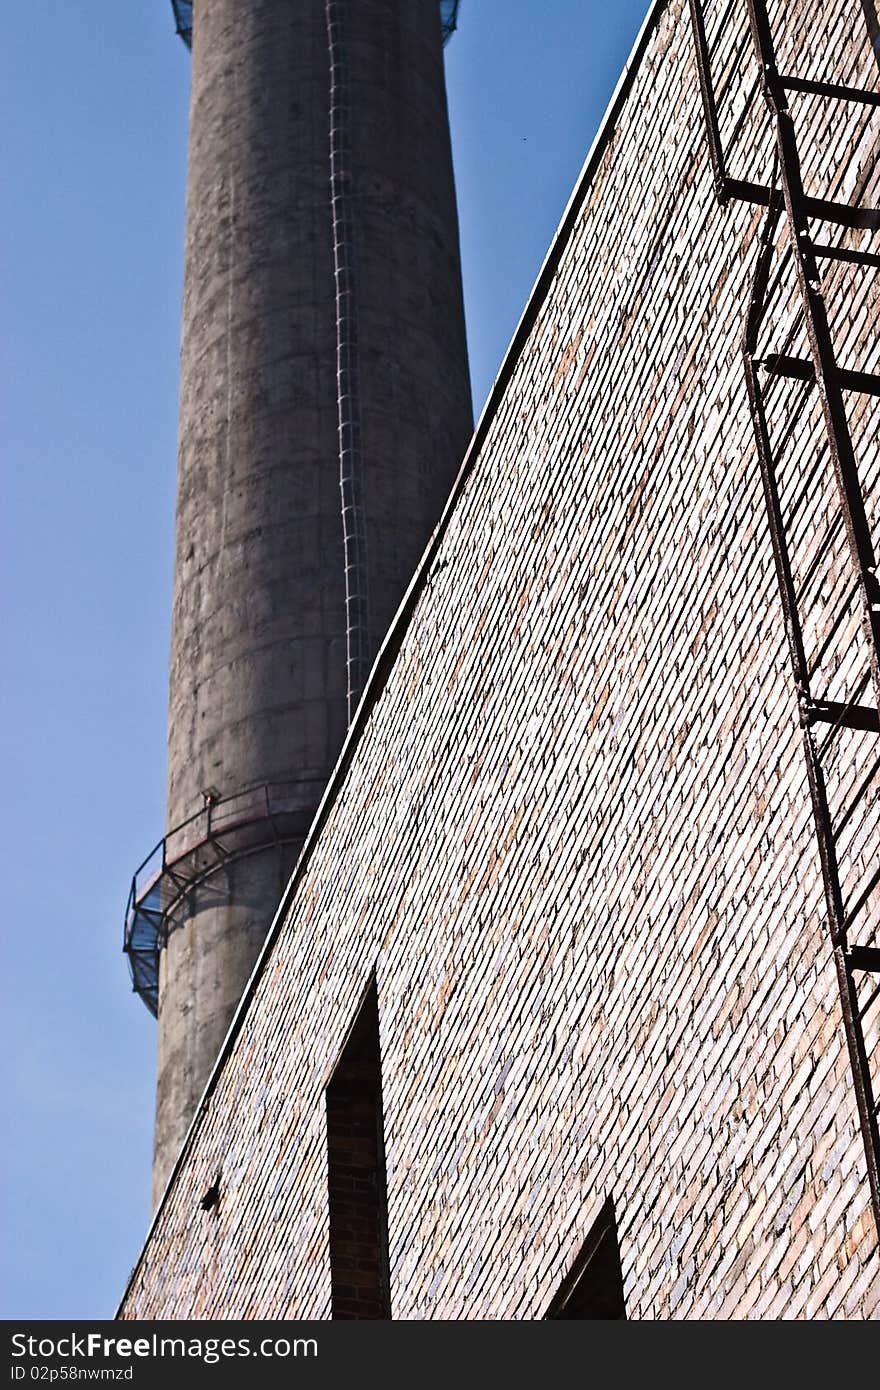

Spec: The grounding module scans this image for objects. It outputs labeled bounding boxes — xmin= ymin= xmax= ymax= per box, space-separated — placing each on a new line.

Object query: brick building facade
xmin=120 ymin=0 xmax=880 ymax=1318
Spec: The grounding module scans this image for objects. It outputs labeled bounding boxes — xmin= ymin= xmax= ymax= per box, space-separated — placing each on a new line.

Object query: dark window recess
xmin=546 ymin=1198 xmax=626 ymax=1319
xmin=325 ymin=980 xmax=391 ymax=1319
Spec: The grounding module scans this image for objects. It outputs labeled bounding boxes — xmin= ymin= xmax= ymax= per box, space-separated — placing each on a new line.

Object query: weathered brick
xmin=119 ymin=0 xmax=880 ymax=1320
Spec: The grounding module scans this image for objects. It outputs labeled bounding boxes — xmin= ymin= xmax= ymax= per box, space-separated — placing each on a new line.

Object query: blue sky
xmin=0 ymin=0 xmax=650 ymax=1318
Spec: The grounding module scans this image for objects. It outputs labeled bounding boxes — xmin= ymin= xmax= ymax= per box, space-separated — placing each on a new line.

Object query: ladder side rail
xmin=746 ymin=0 xmax=880 ymax=709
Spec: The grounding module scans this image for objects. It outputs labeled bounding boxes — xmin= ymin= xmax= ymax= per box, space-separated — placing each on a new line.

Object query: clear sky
xmin=1 ymin=0 xmax=651 ymax=1319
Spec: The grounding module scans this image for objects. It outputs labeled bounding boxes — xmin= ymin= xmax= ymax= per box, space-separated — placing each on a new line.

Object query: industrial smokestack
xmin=124 ymin=0 xmax=471 ymax=1208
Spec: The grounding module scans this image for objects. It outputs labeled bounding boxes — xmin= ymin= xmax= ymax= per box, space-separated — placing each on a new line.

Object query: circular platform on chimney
xmin=123 ymin=780 xmax=324 ymax=1015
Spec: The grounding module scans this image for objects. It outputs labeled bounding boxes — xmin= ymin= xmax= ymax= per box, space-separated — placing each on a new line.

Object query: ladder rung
xmin=849 ymin=946 xmax=880 ymax=973
xmin=780 ymin=75 xmax=880 ymax=107
xmin=760 ymin=355 xmax=880 ymax=396
xmin=836 ymin=368 xmax=880 ymax=395
xmin=805 ymin=198 xmax=878 ymax=231
xmin=813 ymin=242 xmax=880 ymax=270
xmin=725 ymin=178 xmax=880 ymax=230
xmin=762 ymin=354 xmax=813 ymax=381
xmin=725 ymin=177 xmax=775 ymax=207
xmin=804 ymin=699 xmax=880 ymax=733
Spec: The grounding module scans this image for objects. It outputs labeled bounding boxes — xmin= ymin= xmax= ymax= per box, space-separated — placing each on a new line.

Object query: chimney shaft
xmin=150 ymin=0 xmax=471 ymax=1206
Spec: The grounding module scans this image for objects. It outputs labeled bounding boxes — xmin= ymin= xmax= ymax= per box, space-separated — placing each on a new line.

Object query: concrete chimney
xmin=126 ymin=0 xmax=471 ymax=1207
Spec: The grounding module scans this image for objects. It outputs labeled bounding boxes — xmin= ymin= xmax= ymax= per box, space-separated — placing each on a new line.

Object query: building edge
xmin=116 ymin=0 xmax=668 ymax=1315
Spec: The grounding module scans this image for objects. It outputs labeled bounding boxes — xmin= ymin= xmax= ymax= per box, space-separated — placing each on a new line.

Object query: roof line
xmin=117 ymin=0 xmax=668 ymax=1315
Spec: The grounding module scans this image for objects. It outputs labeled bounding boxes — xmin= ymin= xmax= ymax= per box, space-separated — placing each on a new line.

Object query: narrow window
xmin=545 ymin=1198 xmax=626 ymax=1319
xmin=325 ymin=979 xmax=390 ymax=1319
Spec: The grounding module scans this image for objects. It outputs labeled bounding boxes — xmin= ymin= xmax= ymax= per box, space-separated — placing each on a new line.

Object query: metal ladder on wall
xmin=688 ymin=0 xmax=880 ymax=1242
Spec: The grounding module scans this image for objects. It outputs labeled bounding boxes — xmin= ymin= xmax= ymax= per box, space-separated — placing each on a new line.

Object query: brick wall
xmin=120 ymin=0 xmax=880 ymax=1319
